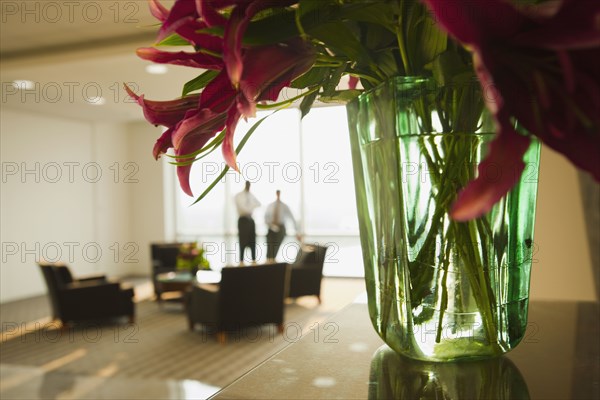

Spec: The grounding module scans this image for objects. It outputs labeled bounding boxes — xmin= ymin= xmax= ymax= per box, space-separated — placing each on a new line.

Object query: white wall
xmin=0 ymin=109 xmax=167 ymax=303
xmin=127 ymin=121 xmax=167 ymax=276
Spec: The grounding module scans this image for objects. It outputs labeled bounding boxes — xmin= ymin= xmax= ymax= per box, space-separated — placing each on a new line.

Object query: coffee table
xmin=155 ymin=270 xmax=221 ymax=303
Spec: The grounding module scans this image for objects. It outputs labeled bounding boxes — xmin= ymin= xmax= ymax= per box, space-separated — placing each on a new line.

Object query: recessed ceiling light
xmin=87 ymin=96 xmax=106 ymax=106
xmin=146 ymin=64 xmax=168 ymax=75
xmin=12 ymin=80 xmax=35 ymax=90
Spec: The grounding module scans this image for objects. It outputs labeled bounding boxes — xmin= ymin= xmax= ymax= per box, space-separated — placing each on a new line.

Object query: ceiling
xmin=0 ymin=0 xmax=202 ymax=122
xmin=0 ymin=1 xmax=340 ymax=123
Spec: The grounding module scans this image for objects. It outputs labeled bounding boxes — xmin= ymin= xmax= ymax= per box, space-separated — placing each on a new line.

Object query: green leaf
xmin=299 ymin=89 xmax=319 ymax=118
xmin=190 ymin=114 xmax=272 ymax=205
xmin=404 ymin=2 xmax=447 ymax=75
xmin=156 ymin=34 xmax=191 ymax=47
xmin=182 ymin=70 xmax=220 ymax=96
xmin=321 ymin=64 xmax=346 ymax=97
xmin=290 ymin=67 xmax=330 ymax=89
xmin=318 ymin=90 xmax=362 ymax=104
xmin=309 ymin=21 xmax=373 ymax=66
xmin=338 ymin=3 xmax=396 ymax=32
xmin=243 ymin=9 xmax=299 ymax=46
xmin=373 ymin=50 xmax=400 ymax=79
xmin=427 ymin=51 xmax=473 ymax=87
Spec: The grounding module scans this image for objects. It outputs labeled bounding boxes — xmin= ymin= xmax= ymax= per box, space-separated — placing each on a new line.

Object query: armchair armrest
xmin=63 ymin=281 xmax=121 ymax=295
xmin=76 ymin=274 xmax=107 ymax=282
xmin=187 ymin=285 xmax=219 ymax=326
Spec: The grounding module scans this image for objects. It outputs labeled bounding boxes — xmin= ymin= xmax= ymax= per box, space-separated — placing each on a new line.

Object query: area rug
xmin=0 ymin=278 xmax=366 ymax=389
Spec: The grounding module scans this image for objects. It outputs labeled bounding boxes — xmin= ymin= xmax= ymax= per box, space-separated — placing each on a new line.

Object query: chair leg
xmin=188 ymin=320 xmax=195 ymax=331
xmin=277 ymin=323 xmax=285 ymax=335
xmin=128 ymin=314 xmax=135 ymax=324
xmin=216 ymin=331 xmax=227 ymax=344
xmin=317 ymin=295 xmax=322 ymax=304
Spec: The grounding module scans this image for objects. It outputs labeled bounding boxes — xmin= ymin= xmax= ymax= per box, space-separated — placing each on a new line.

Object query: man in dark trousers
xmin=265 ymin=190 xmax=300 ymax=262
xmin=234 ymin=181 xmax=261 ymax=264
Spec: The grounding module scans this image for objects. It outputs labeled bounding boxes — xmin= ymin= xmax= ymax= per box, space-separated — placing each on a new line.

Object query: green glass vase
xmin=346 ymin=77 xmax=541 ymax=361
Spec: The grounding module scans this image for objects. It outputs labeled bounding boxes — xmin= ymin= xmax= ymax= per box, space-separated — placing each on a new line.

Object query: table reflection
xmin=368 ymin=345 xmax=530 ymax=400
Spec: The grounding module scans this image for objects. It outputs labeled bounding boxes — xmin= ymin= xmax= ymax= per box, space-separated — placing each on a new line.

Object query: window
xmin=168 ymin=106 xmax=363 ymax=277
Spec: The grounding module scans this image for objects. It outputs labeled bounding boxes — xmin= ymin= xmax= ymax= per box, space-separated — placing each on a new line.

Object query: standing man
xmin=235 ymin=181 xmax=261 ymax=264
xmin=265 ymin=190 xmax=301 ymax=262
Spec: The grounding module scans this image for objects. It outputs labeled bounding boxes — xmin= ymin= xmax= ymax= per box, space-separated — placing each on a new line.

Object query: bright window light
xmin=12 ymin=80 xmax=35 ymax=90
xmin=146 ymin=64 xmax=169 ymax=75
xmin=87 ymin=96 xmax=106 ymax=105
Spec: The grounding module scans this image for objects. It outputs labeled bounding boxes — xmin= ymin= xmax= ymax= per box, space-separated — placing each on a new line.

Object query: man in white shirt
xmin=264 ymin=190 xmax=300 ymax=262
xmin=234 ymin=181 xmax=261 ymax=264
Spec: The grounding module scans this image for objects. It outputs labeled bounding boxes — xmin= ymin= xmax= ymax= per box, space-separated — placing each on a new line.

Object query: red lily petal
xmin=136 ymin=47 xmax=223 ymax=70
xmin=196 ymin=0 xmax=227 ymax=26
xmin=175 ymin=124 xmax=222 ymax=196
xmin=176 ymin=163 xmax=194 ymax=196
xmin=222 ymin=1 xmax=297 ymax=86
xmin=240 ymin=39 xmax=316 ymax=105
xmin=171 ymin=108 xmax=227 ymax=151
xmin=199 ymin=70 xmax=238 ymax=113
xmin=450 ymin=118 xmax=531 ymax=221
xmin=124 ymin=84 xmax=201 ymax=127
xmin=422 ymin=0 xmax=524 ymax=45
xmin=223 ymin=5 xmax=249 ymax=87
xmin=175 ymin=20 xmax=224 ymax=53
xmin=515 ymin=0 xmax=600 ymax=50
xmin=149 ymin=0 xmax=168 ymax=21
xmin=504 ymin=49 xmax=600 ymax=180
xmin=557 ymin=50 xmax=575 ymax=93
xmin=222 ymin=107 xmax=241 ymax=171
xmin=153 ymin=127 xmax=174 ymax=160
xmin=236 ymin=94 xmax=255 ymax=118
xmin=157 ymin=0 xmax=198 ymax=42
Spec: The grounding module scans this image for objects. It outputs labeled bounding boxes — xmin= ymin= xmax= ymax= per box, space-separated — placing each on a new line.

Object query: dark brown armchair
xmin=38 ymin=262 xmax=135 ymax=326
xmin=288 ymin=244 xmax=329 ymax=303
xmin=186 ymin=263 xmax=289 ymax=343
xmin=150 ymin=242 xmax=185 ymax=299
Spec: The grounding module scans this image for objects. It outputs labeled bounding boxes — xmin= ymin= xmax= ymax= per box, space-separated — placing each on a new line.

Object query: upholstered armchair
xmin=288 ymin=244 xmax=329 ymax=303
xmin=186 ymin=263 xmax=289 ymax=343
xmin=38 ymin=262 xmax=135 ymax=326
xmin=150 ymin=242 xmax=184 ymax=299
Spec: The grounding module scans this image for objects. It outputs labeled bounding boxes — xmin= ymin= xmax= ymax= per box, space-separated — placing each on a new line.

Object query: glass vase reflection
xmin=369 ymin=345 xmax=530 ymax=399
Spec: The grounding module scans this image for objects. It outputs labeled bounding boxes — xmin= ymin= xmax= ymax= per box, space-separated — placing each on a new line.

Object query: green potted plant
xmin=176 ymin=242 xmax=210 ymax=275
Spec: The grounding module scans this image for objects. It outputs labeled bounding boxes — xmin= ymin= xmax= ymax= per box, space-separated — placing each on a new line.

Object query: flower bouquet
xmin=129 ymin=0 xmax=599 ymax=360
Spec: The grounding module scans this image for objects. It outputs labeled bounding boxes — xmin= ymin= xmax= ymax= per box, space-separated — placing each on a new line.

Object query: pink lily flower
xmin=152 ymin=0 xmax=222 ymax=52
xmin=221 ymin=38 xmax=316 ymax=168
xmin=134 ymin=1 xmax=315 ymax=196
xmin=423 ymin=0 xmax=600 ymax=221
xmin=198 ymin=0 xmax=296 ymax=86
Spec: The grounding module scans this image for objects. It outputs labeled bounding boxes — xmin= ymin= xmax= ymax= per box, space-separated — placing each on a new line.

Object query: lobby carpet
xmin=0 ymin=278 xmax=366 ymax=390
